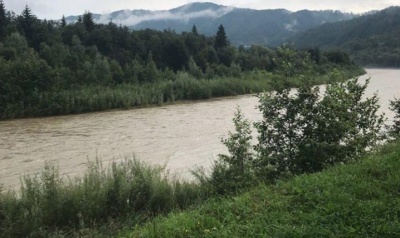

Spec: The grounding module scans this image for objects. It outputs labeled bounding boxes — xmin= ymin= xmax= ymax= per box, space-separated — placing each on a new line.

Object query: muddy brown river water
xmin=1 ymin=69 xmax=399 ymax=190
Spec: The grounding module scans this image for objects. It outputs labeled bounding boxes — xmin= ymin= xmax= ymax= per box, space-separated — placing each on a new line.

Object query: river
xmin=1 ymin=69 xmax=399 ymax=190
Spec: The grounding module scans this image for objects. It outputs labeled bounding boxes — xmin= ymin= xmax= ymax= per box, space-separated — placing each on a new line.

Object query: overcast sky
xmin=3 ymin=0 xmax=400 ymax=20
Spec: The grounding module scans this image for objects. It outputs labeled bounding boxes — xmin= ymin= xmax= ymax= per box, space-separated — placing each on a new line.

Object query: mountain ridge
xmin=290 ymin=6 xmax=400 ymax=67
xmin=65 ymin=2 xmax=355 ymax=46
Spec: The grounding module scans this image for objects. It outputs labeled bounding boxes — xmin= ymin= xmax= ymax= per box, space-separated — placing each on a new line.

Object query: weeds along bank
xmin=1 ymin=73 xmax=399 ymax=237
xmin=129 ymin=140 xmax=400 ymax=237
xmin=0 ymin=159 xmax=211 ymax=237
xmin=0 ymin=65 xmax=363 ymax=120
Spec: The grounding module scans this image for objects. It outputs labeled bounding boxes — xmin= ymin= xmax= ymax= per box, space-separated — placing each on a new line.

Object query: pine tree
xmin=0 ymin=0 xmax=7 ymax=39
xmin=191 ymin=24 xmax=198 ymax=35
xmin=61 ymin=15 xmax=67 ymax=27
xmin=214 ymin=24 xmax=229 ymax=49
xmin=17 ymin=5 xmax=37 ymax=45
xmin=83 ymin=11 xmax=95 ymax=32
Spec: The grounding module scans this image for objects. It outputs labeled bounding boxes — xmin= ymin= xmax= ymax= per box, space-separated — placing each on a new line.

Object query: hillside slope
xmin=291 ymin=7 xmax=400 ymax=67
xmin=129 ymin=141 xmax=400 ymax=237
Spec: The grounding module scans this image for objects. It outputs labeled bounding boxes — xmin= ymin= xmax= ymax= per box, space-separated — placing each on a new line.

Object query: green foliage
xmin=0 ymin=158 xmax=209 ymax=237
xmin=210 ymin=108 xmax=255 ymax=194
xmin=272 ymin=46 xmax=315 ymax=81
xmin=60 ymin=15 xmax=67 ymax=27
xmin=0 ymin=2 xmax=363 ymax=120
xmin=205 ymin=70 xmax=380 ymax=193
xmin=324 ymin=50 xmax=351 ymax=64
xmin=389 ymin=98 xmax=400 ymax=138
xmin=217 ymin=45 xmax=237 ymax=67
xmin=214 ymin=24 xmax=229 ymax=49
xmin=0 ymin=0 xmax=7 ymax=40
xmin=129 ymin=140 xmax=400 ymax=237
xmin=0 ymin=74 xmax=275 ymax=119
xmin=292 ymin=7 xmax=400 ymax=67
xmin=82 ymin=11 xmax=95 ymax=32
xmin=162 ymin=37 xmax=189 ymax=72
xmin=191 ymin=24 xmax=198 ymax=35
xmin=188 ymin=56 xmax=203 ymax=79
xmin=254 ymin=78 xmax=385 ymax=180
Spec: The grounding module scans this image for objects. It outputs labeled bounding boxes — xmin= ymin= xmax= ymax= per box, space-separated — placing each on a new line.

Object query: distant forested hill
xmin=66 ymin=2 xmax=354 ymax=47
xmin=291 ymin=7 xmax=400 ymax=67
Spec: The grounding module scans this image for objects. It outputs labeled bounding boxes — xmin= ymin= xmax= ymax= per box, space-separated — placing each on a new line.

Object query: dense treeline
xmin=0 ymin=2 xmax=362 ymax=119
xmin=291 ymin=6 xmax=400 ymax=67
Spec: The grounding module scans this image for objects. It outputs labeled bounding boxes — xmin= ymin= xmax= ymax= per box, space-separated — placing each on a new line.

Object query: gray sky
xmin=3 ymin=0 xmax=400 ymax=20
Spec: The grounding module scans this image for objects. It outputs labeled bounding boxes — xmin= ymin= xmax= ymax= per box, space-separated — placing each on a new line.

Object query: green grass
xmin=0 ymin=159 xmax=211 ymax=237
xmin=126 ymin=141 xmax=400 ymax=237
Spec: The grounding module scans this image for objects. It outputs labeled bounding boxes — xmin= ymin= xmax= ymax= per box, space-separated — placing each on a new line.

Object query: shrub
xmin=389 ymin=98 xmax=400 ymax=138
xmin=254 ymin=77 xmax=385 ymax=180
xmin=210 ymin=108 xmax=256 ymax=194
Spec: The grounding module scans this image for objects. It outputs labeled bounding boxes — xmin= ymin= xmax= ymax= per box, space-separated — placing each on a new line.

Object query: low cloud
xmin=95 ymin=4 xmax=234 ymax=26
xmin=284 ymin=19 xmax=298 ymax=31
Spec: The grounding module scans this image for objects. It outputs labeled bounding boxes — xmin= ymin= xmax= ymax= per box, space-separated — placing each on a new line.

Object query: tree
xmin=211 ymin=108 xmax=255 ymax=194
xmin=162 ymin=37 xmax=189 ymax=72
xmin=16 ymin=5 xmax=52 ymax=51
xmin=82 ymin=11 xmax=95 ymax=32
xmin=308 ymin=47 xmax=321 ymax=64
xmin=188 ymin=56 xmax=203 ymax=78
xmin=324 ymin=50 xmax=351 ymax=64
xmin=17 ymin=5 xmax=37 ymax=42
xmin=214 ymin=24 xmax=229 ymax=49
xmin=389 ymin=98 xmax=400 ymax=138
xmin=191 ymin=24 xmax=198 ymax=35
xmin=254 ymin=77 xmax=385 ymax=180
xmin=184 ymin=30 xmax=206 ymax=58
xmin=217 ymin=45 xmax=237 ymax=67
xmin=142 ymin=51 xmax=159 ymax=83
xmin=0 ymin=0 xmax=7 ymax=40
xmin=60 ymin=15 xmax=67 ymax=27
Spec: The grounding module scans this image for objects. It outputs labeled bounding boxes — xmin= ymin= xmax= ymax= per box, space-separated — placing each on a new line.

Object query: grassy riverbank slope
xmin=1 ymin=138 xmax=398 ymax=237
xmin=128 ymin=140 xmax=400 ymax=237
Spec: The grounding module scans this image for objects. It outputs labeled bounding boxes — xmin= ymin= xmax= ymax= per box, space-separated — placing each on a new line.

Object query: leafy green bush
xmin=210 ymin=108 xmax=256 ymax=194
xmin=389 ymin=98 xmax=400 ymax=138
xmin=254 ymin=77 xmax=385 ymax=180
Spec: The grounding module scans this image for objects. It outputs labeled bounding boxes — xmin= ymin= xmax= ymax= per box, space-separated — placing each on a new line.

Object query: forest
xmin=291 ymin=6 xmax=400 ymax=67
xmin=0 ymin=2 xmax=362 ymax=120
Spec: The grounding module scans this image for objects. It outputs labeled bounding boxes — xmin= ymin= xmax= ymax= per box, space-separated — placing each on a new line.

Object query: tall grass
xmin=0 ymin=158 xmax=210 ymax=237
xmin=0 ymin=66 xmax=364 ymax=120
xmin=128 ymin=140 xmax=400 ymax=237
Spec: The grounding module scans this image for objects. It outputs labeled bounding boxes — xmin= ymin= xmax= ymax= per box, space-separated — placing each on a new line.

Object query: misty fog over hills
xmin=66 ymin=2 xmax=355 ymax=46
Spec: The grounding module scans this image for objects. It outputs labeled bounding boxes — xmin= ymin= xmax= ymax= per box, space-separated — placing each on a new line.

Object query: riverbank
xmin=1 ymin=138 xmax=400 ymax=237
xmin=127 ymin=140 xmax=400 ymax=237
xmin=0 ymin=65 xmax=364 ymax=120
